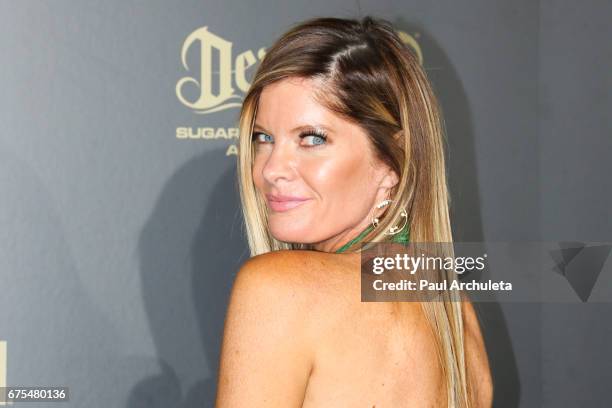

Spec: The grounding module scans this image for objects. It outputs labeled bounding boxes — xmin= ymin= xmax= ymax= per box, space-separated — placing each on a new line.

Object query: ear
xmin=380 ymin=166 xmax=399 ymax=190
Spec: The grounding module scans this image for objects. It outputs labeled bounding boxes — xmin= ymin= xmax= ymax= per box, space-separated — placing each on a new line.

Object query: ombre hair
xmin=237 ymin=16 xmax=473 ymax=407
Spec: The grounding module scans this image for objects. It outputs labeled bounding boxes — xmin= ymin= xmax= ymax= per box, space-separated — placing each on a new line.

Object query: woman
xmin=215 ymin=16 xmax=493 ymax=407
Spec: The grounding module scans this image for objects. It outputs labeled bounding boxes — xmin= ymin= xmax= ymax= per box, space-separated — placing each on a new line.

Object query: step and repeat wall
xmin=1 ymin=1 xmax=610 ymax=407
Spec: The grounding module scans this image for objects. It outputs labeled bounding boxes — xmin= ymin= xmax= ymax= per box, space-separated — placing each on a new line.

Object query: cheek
xmin=304 ymin=154 xmax=374 ymax=210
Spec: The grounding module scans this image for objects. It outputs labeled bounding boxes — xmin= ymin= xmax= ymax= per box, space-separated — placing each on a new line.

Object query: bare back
xmin=298 ymin=251 xmax=492 ymax=407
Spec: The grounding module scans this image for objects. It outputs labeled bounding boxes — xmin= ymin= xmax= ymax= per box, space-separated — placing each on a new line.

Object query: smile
xmin=267 ymin=199 xmax=311 ymax=212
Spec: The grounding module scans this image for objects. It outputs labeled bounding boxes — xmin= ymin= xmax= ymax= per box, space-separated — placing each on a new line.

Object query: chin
xmin=268 ymin=222 xmax=311 ymax=244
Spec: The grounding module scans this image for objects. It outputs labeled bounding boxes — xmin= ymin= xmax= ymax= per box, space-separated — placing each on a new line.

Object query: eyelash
xmin=251 ymin=129 xmax=328 ymax=147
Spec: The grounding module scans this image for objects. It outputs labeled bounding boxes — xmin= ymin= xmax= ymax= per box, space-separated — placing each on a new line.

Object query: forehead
xmin=256 ymin=77 xmax=338 ymax=129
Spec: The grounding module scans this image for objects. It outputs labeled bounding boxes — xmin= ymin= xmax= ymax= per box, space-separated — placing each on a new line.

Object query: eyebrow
xmin=253 ymin=123 xmax=332 ymax=134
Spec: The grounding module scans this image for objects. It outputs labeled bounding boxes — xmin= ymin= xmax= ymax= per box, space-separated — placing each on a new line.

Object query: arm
xmin=215 ymin=253 xmax=314 ymax=407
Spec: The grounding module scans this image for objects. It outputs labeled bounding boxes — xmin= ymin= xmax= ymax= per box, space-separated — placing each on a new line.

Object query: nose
xmin=261 ymin=139 xmax=296 ymax=185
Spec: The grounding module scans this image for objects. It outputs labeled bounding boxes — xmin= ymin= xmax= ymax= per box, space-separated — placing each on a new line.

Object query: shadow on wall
xmin=133 ymin=149 xmax=248 ymax=408
xmin=392 ymin=18 xmax=521 ymax=407
xmin=0 ymin=148 xmax=144 ymax=407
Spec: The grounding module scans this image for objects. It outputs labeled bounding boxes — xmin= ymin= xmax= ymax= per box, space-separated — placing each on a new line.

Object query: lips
xmin=265 ymin=194 xmax=311 ymax=212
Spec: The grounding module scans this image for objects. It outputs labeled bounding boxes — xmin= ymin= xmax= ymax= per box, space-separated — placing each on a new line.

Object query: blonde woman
xmin=215 ymin=16 xmax=492 ymax=407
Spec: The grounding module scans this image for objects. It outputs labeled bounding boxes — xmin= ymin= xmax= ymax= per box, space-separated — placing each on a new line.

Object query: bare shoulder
xmin=462 ymin=300 xmax=494 ymax=407
xmin=227 ymin=249 xmax=359 ymax=336
xmin=228 ymin=249 xmax=331 ymax=325
xmin=238 ymin=248 xmax=332 ymax=280
xmin=216 ymin=250 xmax=344 ymax=406
xmin=239 ymin=249 xmax=359 ymax=295
xmin=235 ymin=249 xmax=361 ymax=324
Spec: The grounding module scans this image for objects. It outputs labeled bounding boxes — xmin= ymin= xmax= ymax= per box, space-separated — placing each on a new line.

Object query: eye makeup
xmin=251 ymin=126 xmax=329 ymax=147
xmin=298 ymin=127 xmax=328 ymax=146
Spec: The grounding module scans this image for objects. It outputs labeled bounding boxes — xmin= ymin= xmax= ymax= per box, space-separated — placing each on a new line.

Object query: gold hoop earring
xmin=371 ymin=199 xmax=408 ymax=235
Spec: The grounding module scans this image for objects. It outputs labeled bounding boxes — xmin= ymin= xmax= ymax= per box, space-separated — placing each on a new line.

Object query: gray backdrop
xmin=0 ymin=1 xmax=610 ymax=407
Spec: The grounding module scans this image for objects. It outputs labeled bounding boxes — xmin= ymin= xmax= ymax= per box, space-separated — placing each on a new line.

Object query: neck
xmin=312 ymin=222 xmax=373 ymax=253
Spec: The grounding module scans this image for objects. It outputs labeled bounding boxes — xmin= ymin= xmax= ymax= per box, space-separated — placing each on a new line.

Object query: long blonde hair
xmin=236 ymin=16 xmax=471 ymax=407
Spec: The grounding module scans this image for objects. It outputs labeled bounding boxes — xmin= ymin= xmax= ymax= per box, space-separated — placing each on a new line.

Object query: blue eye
xmin=251 ymin=129 xmax=328 ymax=147
xmin=301 ymin=134 xmax=326 ymax=146
xmin=299 ymin=129 xmax=328 ymax=147
xmin=252 ymin=132 xmax=273 ymax=144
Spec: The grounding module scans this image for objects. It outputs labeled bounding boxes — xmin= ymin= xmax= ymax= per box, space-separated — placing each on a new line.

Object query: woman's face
xmin=252 ymin=77 xmax=398 ymax=253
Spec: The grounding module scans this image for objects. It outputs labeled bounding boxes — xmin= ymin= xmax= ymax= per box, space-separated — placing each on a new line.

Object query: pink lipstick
xmin=266 ymin=194 xmax=311 ymax=212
